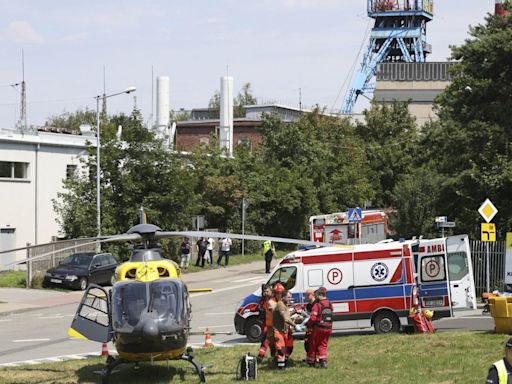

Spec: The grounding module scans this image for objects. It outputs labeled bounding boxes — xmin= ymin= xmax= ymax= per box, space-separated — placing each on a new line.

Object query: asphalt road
xmin=0 ymin=260 xmax=496 ymax=366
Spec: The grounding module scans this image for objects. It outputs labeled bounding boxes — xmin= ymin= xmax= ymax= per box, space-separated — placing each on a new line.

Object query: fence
xmin=470 ymin=240 xmax=506 ymax=297
xmin=26 ymin=239 xmax=96 ymax=287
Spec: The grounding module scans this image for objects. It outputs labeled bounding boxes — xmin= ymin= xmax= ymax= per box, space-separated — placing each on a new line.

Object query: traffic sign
xmin=438 ymin=221 xmax=456 ymax=228
xmin=481 ymin=223 xmax=496 ymax=242
xmin=348 ymin=207 xmax=362 ymax=223
xmin=478 ymin=198 xmax=498 ymax=223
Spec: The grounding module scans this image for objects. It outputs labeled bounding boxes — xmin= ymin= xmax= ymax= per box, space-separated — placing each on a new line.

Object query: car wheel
xmin=78 ymin=277 xmax=88 ymax=291
xmin=244 ymin=316 xmax=263 ymax=343
xmin=373 ymin=310 xmax=400 ymax=334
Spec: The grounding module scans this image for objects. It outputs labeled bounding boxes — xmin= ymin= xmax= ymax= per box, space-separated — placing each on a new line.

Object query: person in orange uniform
xmin=273 ymin=289 xmax=295 ymax=369
xmin=257 ymin=284 xmax=274 ymax=362
xmin=306 ymin=287 xmax=333 ymax=368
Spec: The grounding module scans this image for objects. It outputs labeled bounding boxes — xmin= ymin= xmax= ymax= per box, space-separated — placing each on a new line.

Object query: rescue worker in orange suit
xmin=273 ymin=289 xmax=295 ymax=369
xmin=257 ymin=284 xmax=274 ymax=363
xmin=486 ymin=337 xmax=512 ymax=383
xmin=305 ymin=287 xmax=333 ymax=368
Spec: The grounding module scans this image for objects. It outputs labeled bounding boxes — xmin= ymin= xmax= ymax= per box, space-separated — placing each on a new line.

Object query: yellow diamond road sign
xmin=478 ymin=198 xmax=498 ymax=223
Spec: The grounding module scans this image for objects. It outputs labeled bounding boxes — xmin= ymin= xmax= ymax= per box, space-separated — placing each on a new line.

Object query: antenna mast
xmin=20 ymin=49 xmax=27 ymax=132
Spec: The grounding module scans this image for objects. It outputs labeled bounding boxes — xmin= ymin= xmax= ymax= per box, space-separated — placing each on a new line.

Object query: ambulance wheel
xmin=245 ymin=317 xmax=263 ymax=343
xmin=373 ymin=311 xmax=400 ymax=334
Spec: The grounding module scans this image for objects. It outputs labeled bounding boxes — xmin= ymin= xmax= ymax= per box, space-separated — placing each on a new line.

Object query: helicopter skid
xmin=100 ymin=348 xmax=206 ymax=383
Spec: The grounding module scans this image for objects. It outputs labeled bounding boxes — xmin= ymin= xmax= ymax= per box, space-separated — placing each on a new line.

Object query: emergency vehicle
xmin=234 ymin=235 xmax=476 ymax=342
xmin=309 ymin=210 xmax=389 ymax=245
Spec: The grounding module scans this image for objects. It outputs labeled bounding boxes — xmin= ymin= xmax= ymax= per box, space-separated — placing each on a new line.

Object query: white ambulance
xmin=234 ymin=235 xmax=476 ymax=342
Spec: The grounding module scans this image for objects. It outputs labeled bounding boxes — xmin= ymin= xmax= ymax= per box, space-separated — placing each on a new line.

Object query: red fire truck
xmin=309 ymin=210 xmax=389 ymax=245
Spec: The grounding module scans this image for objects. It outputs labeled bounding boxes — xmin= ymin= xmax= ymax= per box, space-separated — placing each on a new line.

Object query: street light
xmin=95 ymin=86 xmax=136 ymax=250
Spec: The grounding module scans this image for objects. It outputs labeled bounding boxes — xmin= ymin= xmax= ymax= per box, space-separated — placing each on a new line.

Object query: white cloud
xmin=4 ymin=20 xmax=44 ymax=44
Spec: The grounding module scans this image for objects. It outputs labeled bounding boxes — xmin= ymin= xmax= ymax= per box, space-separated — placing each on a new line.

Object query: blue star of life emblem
xmin=371 ymin=262 xmax=389 ymax=282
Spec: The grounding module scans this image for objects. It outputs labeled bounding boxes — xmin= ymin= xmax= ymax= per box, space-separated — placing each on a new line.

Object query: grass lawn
xmin=0 ymin=271 xmax=26 ymax=288
xmin=0 ymin=331 xmax=505 ymax=383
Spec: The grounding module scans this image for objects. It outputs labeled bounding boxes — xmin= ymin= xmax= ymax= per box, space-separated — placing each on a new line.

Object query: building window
xmin=66 ymin=164 xmax=78 ymax=179
xmin=0 ymin=161 xmax=29 ymax=180
xmin=237 ymin=137 xmax=252 ymax=150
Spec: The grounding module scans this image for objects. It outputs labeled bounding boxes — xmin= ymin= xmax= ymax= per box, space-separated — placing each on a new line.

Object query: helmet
xmin=315 ymin=287 xmax=327 ymax=296
xmin=423 ymin=309 xmax=434 ymax=319
xmin=273 ymin=282 xmax=285 ymax=293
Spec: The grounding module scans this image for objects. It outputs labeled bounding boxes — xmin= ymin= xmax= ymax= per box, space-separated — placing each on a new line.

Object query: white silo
xmin=156 ymin=76 xmax=171 ymax=146
xmin=219 ymin=76 xmax=234 ymax=157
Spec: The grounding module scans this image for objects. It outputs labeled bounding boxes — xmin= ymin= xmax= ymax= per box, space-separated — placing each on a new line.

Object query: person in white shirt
xmin=206 ymin=237 xmax=215 ymax=265
xmin=217 ymin=237 xmax=232 ymax=266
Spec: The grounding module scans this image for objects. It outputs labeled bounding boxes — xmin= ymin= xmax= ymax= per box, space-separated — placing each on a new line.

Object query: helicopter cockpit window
xmin=148 ymin=280 xmax=183 ymax=323
xmin=268 ymin=266 xmax=297 ymax=290
xmin=113 ymin=282 xmax=148 ymax=328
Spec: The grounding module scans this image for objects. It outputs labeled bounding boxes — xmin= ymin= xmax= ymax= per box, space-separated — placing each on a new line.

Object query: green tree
xmin=45 ymin=109 xmax=97 ymax=134
xmin=422 ymin=10 xmax=512 ymax=237
xmin=355 ymin=101 xmax=419 ymax=208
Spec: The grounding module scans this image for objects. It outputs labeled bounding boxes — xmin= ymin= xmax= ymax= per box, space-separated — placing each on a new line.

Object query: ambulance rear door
xmin=416 ymin=239 xmax=452 ymax=318
xmin=446 ymin=235 xmax=477 ymax=310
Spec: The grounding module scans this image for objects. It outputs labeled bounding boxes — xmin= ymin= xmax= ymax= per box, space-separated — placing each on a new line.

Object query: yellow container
xmin=489 ymin=297 xmax=512 ymax=334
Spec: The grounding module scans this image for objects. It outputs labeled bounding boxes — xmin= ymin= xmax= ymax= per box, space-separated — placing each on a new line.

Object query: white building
xmin=0 ymin=127 xmax=91 ymax=267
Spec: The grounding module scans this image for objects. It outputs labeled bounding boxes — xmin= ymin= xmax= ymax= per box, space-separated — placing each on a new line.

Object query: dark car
xmin=43 ymin=252 xmax=118 ymax=290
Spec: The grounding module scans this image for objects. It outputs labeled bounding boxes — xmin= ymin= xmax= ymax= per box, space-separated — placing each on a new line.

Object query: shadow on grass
xmin=76 ymin=361 xmax=191 ymax=384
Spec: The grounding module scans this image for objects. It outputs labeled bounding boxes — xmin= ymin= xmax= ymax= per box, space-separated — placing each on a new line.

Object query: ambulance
xmin=234 ymin=235 xmax=476 ymax=342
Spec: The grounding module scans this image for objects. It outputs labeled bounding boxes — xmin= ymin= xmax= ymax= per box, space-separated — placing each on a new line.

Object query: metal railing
xmin=470 ymin=240 xmax=506 ymax=297
xmin=26 ymin=240 xmax=96 ymax=287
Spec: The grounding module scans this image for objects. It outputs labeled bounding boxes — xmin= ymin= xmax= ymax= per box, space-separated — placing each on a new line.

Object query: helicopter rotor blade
xmin=1 ymin=233 xmax=142 ymax=269
xmin=155 ymin=231 xmax=330 ymax=247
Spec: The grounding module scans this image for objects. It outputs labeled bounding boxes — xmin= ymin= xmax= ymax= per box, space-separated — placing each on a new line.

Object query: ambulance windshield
xmin=268 ymin=266 xmax=297 ymax=290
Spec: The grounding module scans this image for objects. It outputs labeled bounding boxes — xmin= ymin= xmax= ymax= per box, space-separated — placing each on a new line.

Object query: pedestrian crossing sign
xmin=348 ymin=208 xmax=362 ymax=223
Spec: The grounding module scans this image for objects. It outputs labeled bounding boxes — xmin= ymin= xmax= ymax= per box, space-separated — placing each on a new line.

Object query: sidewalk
xmin=0 ymin=259 xmax=267 ymax=316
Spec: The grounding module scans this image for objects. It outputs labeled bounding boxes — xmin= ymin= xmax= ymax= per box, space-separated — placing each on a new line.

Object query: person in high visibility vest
xmin=305 ymin=287 xmax=333 ymax=368
xmin=262 ymin=240 xmax=276 ymax=273
xmin=486 ymin=337 xmax=512 ymax=383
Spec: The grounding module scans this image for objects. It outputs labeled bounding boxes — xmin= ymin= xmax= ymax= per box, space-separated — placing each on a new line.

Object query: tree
xmin=44 ymin=109 xmax=96 ymax=134
xmin=355 ymin=101 xmax=419 ymax=208
xmin=421 ymin=10 xmax=512 ymax=237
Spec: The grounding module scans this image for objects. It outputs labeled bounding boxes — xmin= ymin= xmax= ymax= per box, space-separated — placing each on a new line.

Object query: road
xmin=0 ymin=261 xmax=495 ymax=366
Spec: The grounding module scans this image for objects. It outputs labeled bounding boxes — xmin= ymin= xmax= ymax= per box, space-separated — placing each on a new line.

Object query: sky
xmin=0 ymin=0 xmax=493 ymax=129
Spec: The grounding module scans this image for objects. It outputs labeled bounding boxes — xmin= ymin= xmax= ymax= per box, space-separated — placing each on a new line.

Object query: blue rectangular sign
xmin=348 ymin=208 xmax=362 ymax=223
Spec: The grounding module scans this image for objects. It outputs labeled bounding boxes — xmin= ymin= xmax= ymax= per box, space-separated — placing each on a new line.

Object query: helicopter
xmin=1 ymin=220 xmax=328 ymax=383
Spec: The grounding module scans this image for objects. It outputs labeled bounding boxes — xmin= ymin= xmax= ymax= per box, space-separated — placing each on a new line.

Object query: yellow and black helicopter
xmin=1 ymin=220 xmax=325 ymax=383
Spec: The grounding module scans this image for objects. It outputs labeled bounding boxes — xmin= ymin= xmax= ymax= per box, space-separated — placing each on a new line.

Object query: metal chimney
xmin=495 ymin=0 xmax=510 ymax=16
xmin=156 ymin=76 xmax=171 ymax=146
xmin=219 ymin=76 xmax=234 ymax=157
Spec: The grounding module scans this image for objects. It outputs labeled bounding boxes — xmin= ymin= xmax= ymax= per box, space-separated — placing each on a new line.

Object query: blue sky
xmin=0 ymin=1 xmax=493 ymax=128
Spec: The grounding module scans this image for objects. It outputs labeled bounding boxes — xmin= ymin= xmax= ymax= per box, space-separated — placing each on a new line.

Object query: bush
xmin=30 ymin=272 xmax=44 ymax=289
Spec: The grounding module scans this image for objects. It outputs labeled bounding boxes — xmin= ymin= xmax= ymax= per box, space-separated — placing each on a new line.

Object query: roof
xmin=0 ymin=128 xmax=92 ymax=149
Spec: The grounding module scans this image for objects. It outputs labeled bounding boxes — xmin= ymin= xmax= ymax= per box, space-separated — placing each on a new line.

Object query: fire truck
xmin=309 ymin=209 xmax=389 ymax=245
xmin=234 ymin=235 xmax=476 ymax=342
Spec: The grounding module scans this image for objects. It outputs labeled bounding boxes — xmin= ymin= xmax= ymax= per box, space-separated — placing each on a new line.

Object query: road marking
xmin=205 ymin=312 xmax=233 ymax=316
xmin=12 ymin=338 xmax=51 ymax=343
xmin=231 ymin=276 xmax=266 ymax=283
xmin=38 ymin=315 xmax=65 ymax=319
xmin=0 ymin=319 xmax=12 ymax=322
xmin=198 ymin=324 xmax=232 ymax=329
xmin=192 ymin=283 xmax=260 ymax=297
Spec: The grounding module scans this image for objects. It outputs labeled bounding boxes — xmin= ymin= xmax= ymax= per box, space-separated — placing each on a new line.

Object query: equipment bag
xmin=237 ymin=353 xmax=257 ymax=381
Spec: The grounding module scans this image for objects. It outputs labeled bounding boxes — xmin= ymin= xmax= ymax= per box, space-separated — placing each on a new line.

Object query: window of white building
xmin=0 ymin=161 xmax=29 ymax=180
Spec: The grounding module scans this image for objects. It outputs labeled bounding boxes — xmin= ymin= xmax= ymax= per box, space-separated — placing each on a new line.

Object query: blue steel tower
xmin=342 ymin=0 xmax=433 ymax=114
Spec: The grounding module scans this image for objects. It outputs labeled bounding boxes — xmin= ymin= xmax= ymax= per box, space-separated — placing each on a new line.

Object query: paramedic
xmin=262 ymin=240 xmax=276 ymax=274
xmin=303 ymin=289 xmax=316 ymax=354
xmin=306 ymin=287 xmax=333 ymax=368
xmin=486 ymin=337 xmax=512 ymax=383
xmin=273 ymin=290 xmax=295 ymax=369
xmin=257 ymin=284 xmax=274 ymax=362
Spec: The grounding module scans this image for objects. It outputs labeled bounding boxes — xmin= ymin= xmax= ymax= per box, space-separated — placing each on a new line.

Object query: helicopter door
xmin=68 ymin=285 xmax=112 ymax=343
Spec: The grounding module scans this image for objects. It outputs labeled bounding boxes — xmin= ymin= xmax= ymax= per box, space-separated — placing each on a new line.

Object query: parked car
xmin=43 ymin=252 xmax=118 ymax=290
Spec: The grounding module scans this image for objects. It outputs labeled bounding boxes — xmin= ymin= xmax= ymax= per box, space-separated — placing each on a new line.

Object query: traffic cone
xmin=101 ymin=342 xmax=109 ymax=358
xmin=203 ymin=328 xmax=214 ymax=348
